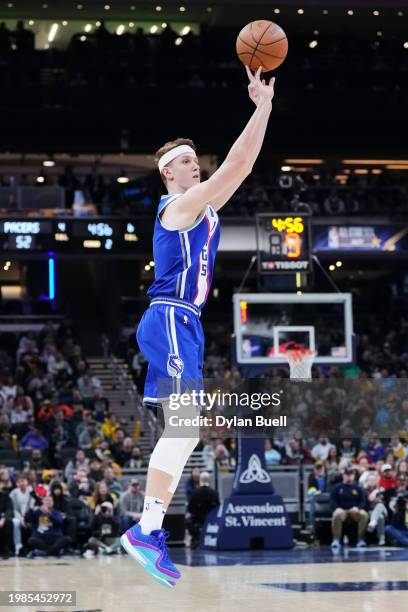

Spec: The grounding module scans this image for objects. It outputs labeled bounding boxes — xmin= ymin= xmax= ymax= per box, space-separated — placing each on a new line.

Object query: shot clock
xmin=255 ymin=213 xmax=312 ymax=274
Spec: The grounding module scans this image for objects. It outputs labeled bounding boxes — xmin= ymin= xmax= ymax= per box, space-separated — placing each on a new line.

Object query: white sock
xmin=138 ymin=496 xmax=165 ymax=535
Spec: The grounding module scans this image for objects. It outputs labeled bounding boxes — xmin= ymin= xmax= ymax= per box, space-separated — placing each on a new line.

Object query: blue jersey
xmin=147 ymin=194 xmax=221 ymax=310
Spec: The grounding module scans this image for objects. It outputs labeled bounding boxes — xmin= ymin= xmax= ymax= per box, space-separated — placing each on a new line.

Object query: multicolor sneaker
xmin=120 ymin=524 xmax=181 ymax=588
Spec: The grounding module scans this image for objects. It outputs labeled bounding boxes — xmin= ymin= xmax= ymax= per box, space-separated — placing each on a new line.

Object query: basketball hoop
xmin=283 ymin=348 xmax=317 ymax=380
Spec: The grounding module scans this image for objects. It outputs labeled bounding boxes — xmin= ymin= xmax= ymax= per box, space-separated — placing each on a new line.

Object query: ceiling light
xmin=309 ymin=40 xmax=318 ymax=48
xmin=377 ymin=31 xmax=382 ymax=37
xmin=84 ymin=24 xmax=92 ymax=33
xmin=329 ymin=265 xmax=335 ymax=271
xmin=322 ymin=9 xmax=328 ymax=15
xmin=181 ymin=26 xmax=190 ymax=35
xmin=80 ymin=35 xmax=87 ymax=42
xmin=373 ymin=10 xmax=380 ymax=16
xmin=96 ymin=21 xmax=101 ymax=26
xmin=274 ymin=9 xmax=280 ymax=14
xmin=161 ymin=23 xmax=167 ymax=28
xmin=281 ymin=166 xmax=292 ymax=172
xmin=347 ymin=10 xmax=354 ymax=16
xmin=104 ymin=4 xmax=111 ymax=10
xmin=116 ymin=170 xmax=129 ymax=185
xmin=29 ymin=20 xmax=35 ymax=26
xmin=156 ymin=5 xmax=162 ymax=10
xmin=43 ymin=159 xmax=55 ymax=167
xmin=297 ymin=9 xmax=304 ymax=15
xmin=175 ymin=37 xmax=183 ymax=45
xmin=313 ymin=30 xmax=319 ymax=35
xmin=7 ymin=3 xmax=13 ymax=8
xmin=144 ymin=265 xmax=151 ymax=271
xmin=404 ymin=42 xmax=408 ymax=49
xmin=336 ymin=261 xmax=343 ymax=267
xmin=62 ymin=21 xmax=68 ymax=26
xmin=42 ymin=3 xmax=48 ymax=8
xmin=150 ymin=25 xmax=158 ymax=34
xmin=398 ymin=11 xmax=404 ymax=17
xmin=48 ymin=24 xmax=59 ymax=43
xmin=116 ymin=25 xmax=125 ymax=35
xmin=179 ymin=6 xmax=186 ymax=12
xmin=77 ymin=3 xmax=83 ymax=9
xmin=129 ymin=22 xmax=135 ymax=27
xmin=36 ymin=175 xmax=45 ymax=184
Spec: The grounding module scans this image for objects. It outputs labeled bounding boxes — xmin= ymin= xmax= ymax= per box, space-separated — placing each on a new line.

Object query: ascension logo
xmin=239 ymin=454 xmax=271 ymax=484
xmin=167 ymin=353 xmax=184 ymax=377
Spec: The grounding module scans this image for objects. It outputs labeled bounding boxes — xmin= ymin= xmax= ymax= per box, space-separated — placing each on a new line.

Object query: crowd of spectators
xmin=0 ymin=322 xmax=151 ymax=558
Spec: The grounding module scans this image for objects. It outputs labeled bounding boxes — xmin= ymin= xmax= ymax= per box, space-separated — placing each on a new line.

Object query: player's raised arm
xmin=162 ymin=67 xmax=275 ymax=229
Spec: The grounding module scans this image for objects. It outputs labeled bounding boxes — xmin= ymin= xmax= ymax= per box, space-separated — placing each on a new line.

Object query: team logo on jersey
xmin=239 ymin=454 xmax=271 ymax=484
xmin=167 ymin=353 xmax=184 ymax=377
xmin=183 ymin=315 xmax=188 ymax=325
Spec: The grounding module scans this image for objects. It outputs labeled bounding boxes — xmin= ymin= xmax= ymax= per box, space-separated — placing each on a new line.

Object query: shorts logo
xmin=167 ymin=353 xmax=184 ymax=377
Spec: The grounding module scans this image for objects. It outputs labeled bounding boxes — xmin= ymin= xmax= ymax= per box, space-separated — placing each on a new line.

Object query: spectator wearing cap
xmin=379 ymin=464 xmax=397 ymax=490
xmin=330 ymin=465 xmax=368 ymax=550
xmin=385 ymin=492 xmax=408 ymax=546
xmin=118 ymin=478 xmax=144 ymax=533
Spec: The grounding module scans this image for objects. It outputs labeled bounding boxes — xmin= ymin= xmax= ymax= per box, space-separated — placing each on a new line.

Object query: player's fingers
xmin=245 ymin=65 xmax=255 ymax=82
xmin=256 ymin=66 xmax=262 ymax=80
xmin=269 ymin=76 xmax=276 ymax=88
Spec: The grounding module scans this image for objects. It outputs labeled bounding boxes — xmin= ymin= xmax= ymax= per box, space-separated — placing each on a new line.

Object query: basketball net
xmin=283 ymin=348 xmax=317 ymax=381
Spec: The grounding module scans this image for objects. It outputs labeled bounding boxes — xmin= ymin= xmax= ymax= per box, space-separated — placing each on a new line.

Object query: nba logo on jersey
xmin=183 ymin=315 xmax=188 ymax=325
xmin=167 ymin=353 xmax=184 ymax=376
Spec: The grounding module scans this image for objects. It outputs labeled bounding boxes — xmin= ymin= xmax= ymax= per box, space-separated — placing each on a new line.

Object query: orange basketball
xmin=236 ymin=20 xmax=288 ymax=72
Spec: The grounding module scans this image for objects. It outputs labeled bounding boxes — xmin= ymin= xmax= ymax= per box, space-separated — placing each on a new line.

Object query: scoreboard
xmin=0 ymin=218 xmax=149 ymax=255
xmin=255 ymin=213 xmax=312 ymax=274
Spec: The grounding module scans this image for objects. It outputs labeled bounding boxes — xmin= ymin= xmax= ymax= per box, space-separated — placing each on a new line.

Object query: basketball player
xmin=120 ymin=66 xmax=275 ymax=587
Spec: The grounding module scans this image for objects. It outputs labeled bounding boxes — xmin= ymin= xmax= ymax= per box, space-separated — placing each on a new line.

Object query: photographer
xmin=83 ymin=501 xmax=121 ymax=557
xmin=385 ymin=492 xmax=408 ymax=547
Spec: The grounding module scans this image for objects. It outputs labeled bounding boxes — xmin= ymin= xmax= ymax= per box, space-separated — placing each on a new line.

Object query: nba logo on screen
xmin=167 ymin=353 xmax=184 ymax=377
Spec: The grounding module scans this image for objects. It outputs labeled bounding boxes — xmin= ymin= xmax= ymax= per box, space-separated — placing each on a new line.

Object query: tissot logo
xmin=239 ymin=454 xmax=271 ymax=484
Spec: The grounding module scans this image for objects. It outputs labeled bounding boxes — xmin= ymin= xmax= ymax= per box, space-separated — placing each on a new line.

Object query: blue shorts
xmin=136 ymin=297 xmax=204 ymax=404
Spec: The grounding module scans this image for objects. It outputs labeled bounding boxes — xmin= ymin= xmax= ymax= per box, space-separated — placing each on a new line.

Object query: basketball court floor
xmin=2 ymin=546 xmax=408 ymax=612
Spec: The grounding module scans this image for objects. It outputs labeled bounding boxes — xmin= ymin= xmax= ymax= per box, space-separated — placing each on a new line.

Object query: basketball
xmin=236 ymin=20 xmax=288 ymax=72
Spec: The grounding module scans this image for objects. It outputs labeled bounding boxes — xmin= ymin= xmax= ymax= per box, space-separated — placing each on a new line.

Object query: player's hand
xmin=246 ymin=65 xmax=275 ymax=106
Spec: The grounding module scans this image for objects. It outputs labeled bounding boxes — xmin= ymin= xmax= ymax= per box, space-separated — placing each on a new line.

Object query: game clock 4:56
xmin=255 ymin=213 xmax=312 ymax=274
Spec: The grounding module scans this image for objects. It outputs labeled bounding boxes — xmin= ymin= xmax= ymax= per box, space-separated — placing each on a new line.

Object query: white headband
xmin=158 ymin=145 xmax=196 ymax=172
